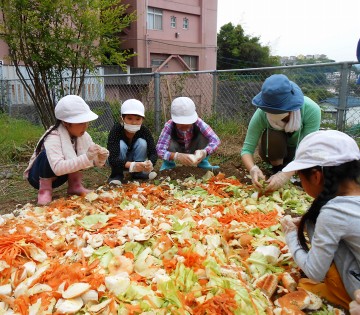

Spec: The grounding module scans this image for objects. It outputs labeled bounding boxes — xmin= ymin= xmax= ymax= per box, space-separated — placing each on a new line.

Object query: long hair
xmin=35 ymin=120 xmax=62 ymax=155
xmin=297 ymin=160 xmax=360 ymax=251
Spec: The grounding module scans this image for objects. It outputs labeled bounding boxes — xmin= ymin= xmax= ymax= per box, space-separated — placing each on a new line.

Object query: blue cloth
xmin=160 ymin=160 xmax=176 ymax=171
xmin=120 ymin=138 xmax=147 ymax=162
xmin=27 ymin=150 xmax=68 ymax=189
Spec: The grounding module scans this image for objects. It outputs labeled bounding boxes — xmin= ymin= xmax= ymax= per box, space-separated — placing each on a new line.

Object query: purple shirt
xmin=156 ymin=118 xmax=220 ymax=160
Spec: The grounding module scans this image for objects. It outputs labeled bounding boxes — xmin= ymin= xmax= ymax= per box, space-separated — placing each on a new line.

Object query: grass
xmin=0 ymin=113 xmax=44 ymax=163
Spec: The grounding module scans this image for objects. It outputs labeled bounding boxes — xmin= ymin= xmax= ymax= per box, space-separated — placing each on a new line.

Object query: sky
xmin=217 ymin=0 xmax=360 ymax=62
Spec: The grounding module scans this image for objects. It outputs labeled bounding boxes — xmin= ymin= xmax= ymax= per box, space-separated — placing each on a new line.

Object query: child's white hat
xmin=171 ymin=97 xmax=198 ymax=124
xmin=55 ymin=95 xmax=98 ymax=123
xmin=282 ymin=130 xmax=360 ymax=172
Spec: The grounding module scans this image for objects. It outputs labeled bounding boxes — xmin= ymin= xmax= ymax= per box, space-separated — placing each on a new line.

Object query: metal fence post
xmin=212 ymin=70 xmax=218 ymax=114
xmin=337 ymin=62 xmax=351 ymax=131
xmin=154 ymin=72 xmax=161 ymax=134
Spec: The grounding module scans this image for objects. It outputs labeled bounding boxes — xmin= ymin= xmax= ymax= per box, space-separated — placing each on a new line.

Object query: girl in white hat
xmin=107 ymin=99 xmax=157 ymax=184
xmin=24 ymin=95 xmax=109 ymax=205
xmin=156 ymin=97 xmax=220 ymax=171
xmin=280 ymin=130 xmax=360 ymax=310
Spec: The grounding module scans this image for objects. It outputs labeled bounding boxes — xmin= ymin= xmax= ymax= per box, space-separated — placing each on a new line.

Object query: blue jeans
xmin=109 ymin=138 xmax=148 ymax=178
xmin=28 ymin=150 xmax=68 ymax=190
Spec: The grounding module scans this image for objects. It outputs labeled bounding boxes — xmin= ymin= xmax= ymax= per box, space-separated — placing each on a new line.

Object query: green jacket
xmin=241 ymin=96 xmax=321 ymax=156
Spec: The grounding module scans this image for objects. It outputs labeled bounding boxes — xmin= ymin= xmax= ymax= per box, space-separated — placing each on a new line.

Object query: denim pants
xmin=28 ymin=150 xmax=68 ymax=189
xmin=110 ymin=138 xmax=148 ymax=178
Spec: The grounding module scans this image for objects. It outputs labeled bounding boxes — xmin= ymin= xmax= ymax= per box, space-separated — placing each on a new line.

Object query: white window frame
xmin=147 ymin=7 xmax=163 ymax=30
xmin=170 ymin=16 xmax=176 ymax=28
xmin=183 ymin=17 xmax=189 ymax=29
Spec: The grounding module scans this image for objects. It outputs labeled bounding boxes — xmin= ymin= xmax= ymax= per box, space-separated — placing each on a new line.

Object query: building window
xmin=170 ymin=16 xmax=176 ymax=28
xmin=181 ymin=55 xmax=198 ymax=71
xmin=147 ymin=7 xmax=163 ymax=30
xmin=183 ymin=17 xmax=189 ymax=29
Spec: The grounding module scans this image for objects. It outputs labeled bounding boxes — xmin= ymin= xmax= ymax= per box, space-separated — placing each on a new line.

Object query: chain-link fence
xmin=1 ymin=62 xmax=360 ymax=138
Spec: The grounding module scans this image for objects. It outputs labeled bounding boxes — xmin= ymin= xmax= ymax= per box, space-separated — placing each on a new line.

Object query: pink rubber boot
xmin=67 ymin=172 xmax=92 ymax=196
xmin=37 ymin=178 xmax=53 ymax=205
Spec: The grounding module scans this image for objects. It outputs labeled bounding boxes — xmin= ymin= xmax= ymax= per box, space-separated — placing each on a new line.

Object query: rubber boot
xmin=38 ymin=178 xmax=53 ymax=205
xmin=197 ymin=157 xmax=219 ymax=170
xmin=67 ymin=172 xmax=92 ymax=196
xmin=160 ymin=160 xmax=176 ymax=171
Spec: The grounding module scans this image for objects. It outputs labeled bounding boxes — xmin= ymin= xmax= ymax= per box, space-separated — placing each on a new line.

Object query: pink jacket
xmin=24 ymin=124 xmax=97 ymax=178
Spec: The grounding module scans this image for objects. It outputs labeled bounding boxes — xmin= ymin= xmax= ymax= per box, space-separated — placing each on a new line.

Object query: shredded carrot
xmin=193 ymin=289 xmax=238 ymax=315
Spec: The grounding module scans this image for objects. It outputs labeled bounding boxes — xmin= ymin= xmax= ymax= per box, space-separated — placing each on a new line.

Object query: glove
xmin=129 ymin=162 xmax=146 ymax=173
xmin=350 ymin=289 xmax=360 ymax=315
xmin=280 ymin=215 xmax=297 ymax=234
xmin=174 ymin=152 xmax=196 ymax=166
xmin=97 ymin=148 xmax=109 ymax=167
xmin=249 ymin=165 xmax=265 ymax=189
xmin=194 ymin=149 xmax=207 ymax=164
xmin=265 ymin=171 xmax=292 ymax=192
xmin=86 ymin=144 xmax=101 ymax=161
xmin=143 ymin=160 xmax=154 ymax=172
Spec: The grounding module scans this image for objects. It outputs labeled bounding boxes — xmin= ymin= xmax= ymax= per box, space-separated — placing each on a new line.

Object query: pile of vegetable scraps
xmin=0 ymin=172 xmax=345 ymax=314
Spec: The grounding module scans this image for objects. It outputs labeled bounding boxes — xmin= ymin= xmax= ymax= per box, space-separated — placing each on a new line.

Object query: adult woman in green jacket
xmin=241 ymin=74 xmax=321 ymax=192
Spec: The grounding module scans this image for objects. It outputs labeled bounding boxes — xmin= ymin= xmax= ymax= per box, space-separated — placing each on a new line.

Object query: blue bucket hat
xmin=252 ymin=74 xmax=304 ymax=114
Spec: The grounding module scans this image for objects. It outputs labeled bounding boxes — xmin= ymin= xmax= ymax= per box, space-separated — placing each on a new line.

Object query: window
xmin=181 ymin=55 xmax=198 ymax=71
xmin=183 ymin=17 xmax=189 ymax=29
xmin=147 ymin=7 xmax=163 ymax=30
xmin=170 ymin=16 xmax=176 ymax=28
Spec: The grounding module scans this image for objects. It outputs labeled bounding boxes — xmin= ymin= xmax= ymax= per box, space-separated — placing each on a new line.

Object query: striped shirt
xmin=156 ymin=118 xmax=220 ymax=160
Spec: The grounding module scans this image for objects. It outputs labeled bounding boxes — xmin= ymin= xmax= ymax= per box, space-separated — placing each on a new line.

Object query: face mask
xmin=124 ymin=123 xmax=141 ymax=133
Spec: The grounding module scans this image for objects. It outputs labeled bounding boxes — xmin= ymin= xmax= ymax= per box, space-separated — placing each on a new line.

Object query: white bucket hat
xmin=55 ymin=95 xmax=98 ymax=123
xmin=171 ymin=97 xmax=198 ymax=124
xmin=282 ymin=130 xmax=360 ymax=172
xmin=121 ymin=99 xmax=145 ymax=117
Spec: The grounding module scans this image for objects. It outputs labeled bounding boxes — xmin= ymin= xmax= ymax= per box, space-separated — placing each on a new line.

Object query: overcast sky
xmin=217 ymin=0 xmax=360 ymax=62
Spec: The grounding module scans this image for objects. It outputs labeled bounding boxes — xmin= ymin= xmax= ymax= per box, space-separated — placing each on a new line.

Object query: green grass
xmin=0 ymin=113 xmax=44 ymax=163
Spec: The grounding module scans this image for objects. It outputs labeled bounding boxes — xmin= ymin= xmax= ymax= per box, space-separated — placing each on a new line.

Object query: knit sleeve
xmin=107 ymin=124 xmax=126 ymax=172
xmin=45 ymin=131 xmax=93 ymax=176
xmin=142 ymin=126 xmax=158 ymax=166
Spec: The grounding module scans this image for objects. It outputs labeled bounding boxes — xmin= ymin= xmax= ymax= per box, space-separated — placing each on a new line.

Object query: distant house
xmin=320 ymin=96 xmax=360 ymax=126
xmin=120 ymin=0 xmax=218 ymax=72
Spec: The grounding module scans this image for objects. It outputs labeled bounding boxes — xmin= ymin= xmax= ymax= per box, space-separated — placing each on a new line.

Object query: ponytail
xmin=297 ymin=160 xmax=360 ymax=251
xmin=35 ymin=120 xmax=61 ymax=155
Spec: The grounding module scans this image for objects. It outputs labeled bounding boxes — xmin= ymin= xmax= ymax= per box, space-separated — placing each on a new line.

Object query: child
xmin=107 ymin=99 xmax=157 ymax=184
xmin=24 ymin=95 xmax=109 ymax=205
xmin=156 ymin=97 xmax=220 ymax=171
xmin=280 ymin=130 xmax=360 ymax=310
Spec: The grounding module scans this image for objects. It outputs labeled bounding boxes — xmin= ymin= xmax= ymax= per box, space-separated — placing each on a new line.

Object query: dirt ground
xmin=0 ymin=157 xmax=255 ymax=215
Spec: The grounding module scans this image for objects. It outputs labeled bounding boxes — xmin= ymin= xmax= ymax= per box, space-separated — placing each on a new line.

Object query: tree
xmin=217 ymin=23 xmax=280 ymax=70
xmin=0 ymin=0 xmax=136 ymax=128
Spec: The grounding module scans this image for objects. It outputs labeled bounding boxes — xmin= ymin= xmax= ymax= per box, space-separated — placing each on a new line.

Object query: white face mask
xmin=124 ymin=123 xmax=141 ymax=133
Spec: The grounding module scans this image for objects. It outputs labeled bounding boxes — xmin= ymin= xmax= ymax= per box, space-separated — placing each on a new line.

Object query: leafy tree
xmin=0 ymin=0 xmax=136 ymax=128
xmin=217 ymin=23 xmax=280 ymax=70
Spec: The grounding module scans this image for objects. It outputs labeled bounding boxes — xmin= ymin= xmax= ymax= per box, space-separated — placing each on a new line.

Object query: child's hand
xmin=194 ymin=150 xmax=206 ymax=164
xmin=280 ymin=215 xmax=297 ymax=234
xmin=97 ymin=148 xmax=109 ymax=166
xmin=86 ymin=144 xmax=101 ymax=161
xmin=129 ymin=162 xmax=147 ymax=173
xmin=144 ymin=160 xmax=154 ymax=172
xmin=175 ymin=153 xmax=196 ymax=166
xmin=350 ymin=289 xmax=360 ymax=314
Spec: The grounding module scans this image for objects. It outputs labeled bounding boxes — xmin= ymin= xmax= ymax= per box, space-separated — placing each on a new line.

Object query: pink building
xmin=121 ymin=0 xmax=218 ymax=72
